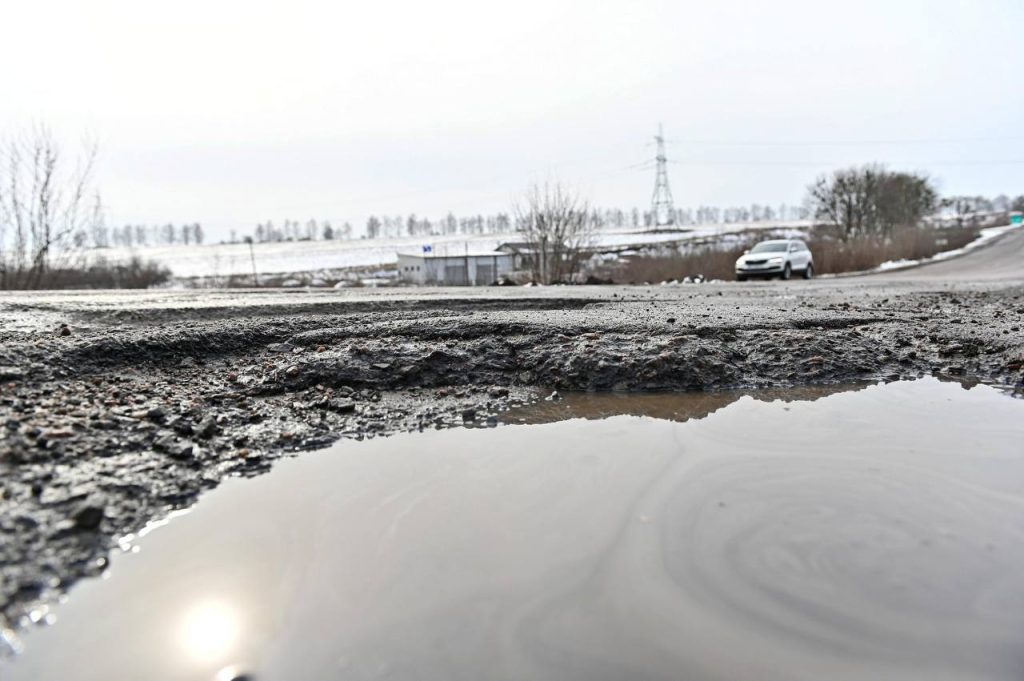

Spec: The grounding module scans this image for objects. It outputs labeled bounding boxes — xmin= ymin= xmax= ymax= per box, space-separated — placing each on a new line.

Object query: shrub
xmin=603 ymin=224 xmax=986 ymax=282
xmin=8 ymin=256 xmax=174 ymax=289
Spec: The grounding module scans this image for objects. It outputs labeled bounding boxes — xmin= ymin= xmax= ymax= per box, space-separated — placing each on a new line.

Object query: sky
xmin=2 ymin=0 xmax=1023 ymax=240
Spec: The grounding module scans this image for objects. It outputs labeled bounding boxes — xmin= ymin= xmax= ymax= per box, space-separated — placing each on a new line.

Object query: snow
xmin=88 ymin=221 xmax=810 ymax=279
xmin=870 ymin=222 xmax=1022 ymax=274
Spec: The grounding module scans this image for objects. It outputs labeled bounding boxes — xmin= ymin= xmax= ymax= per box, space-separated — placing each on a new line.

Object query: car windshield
xmin=749 ymin=241 xmax=789 ymax=253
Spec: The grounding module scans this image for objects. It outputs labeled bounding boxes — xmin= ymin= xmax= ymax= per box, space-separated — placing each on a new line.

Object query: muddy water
xmin=4 ymin=377 xmax=1024 ymax=681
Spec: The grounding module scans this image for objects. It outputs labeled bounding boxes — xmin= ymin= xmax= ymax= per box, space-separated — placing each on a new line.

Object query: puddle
xmin=4 ymin=377 xmax=1024 ymax=681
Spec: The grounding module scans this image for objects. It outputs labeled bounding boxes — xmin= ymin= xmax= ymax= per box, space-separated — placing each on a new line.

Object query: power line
xmin=668 ymin=159 xmax=1024 ymax=167
xmin=655 ymin=135 xmax=1024 ymax=146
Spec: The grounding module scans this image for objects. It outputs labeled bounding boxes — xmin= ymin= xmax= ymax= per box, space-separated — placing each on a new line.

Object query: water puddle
xmin=4 ymin=377 xmax=1024 ymax=681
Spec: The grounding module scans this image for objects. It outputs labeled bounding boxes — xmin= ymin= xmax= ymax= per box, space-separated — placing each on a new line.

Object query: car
xmin=735 ymin=239 xmax=813 ymax=281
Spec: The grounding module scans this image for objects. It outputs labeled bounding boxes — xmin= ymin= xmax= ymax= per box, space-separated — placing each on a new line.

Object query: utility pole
xmin=244 ymin=236 xmax=259 ymax=287
xmin=650 ymin=123 xmax=676 ymax=229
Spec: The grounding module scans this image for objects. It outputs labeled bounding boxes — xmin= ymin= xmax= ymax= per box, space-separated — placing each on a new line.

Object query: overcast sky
xmin=2 ymin=0 xmax=1022 ymax=239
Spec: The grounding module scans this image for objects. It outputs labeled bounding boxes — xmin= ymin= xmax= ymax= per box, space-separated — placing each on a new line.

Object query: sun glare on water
xmin=177 ymin=600 xmax=240 ymax=665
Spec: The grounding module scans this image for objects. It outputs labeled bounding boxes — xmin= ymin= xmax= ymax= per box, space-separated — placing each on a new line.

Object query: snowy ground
xmin=89 ymin=221 xmax=810 ymax=279
xmin=867 ymin=222 xmax=1023 ymax=274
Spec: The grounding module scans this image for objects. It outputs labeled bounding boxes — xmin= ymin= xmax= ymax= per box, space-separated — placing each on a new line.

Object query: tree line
xmin=238 ymin=203 xmax=815 ymax=245
xmin=86 ymin=222 xmax=204 ymax=249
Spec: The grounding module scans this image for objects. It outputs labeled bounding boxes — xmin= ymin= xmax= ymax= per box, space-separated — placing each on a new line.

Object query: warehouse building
xmin=396 ymin=249 xmax=516 ymax=286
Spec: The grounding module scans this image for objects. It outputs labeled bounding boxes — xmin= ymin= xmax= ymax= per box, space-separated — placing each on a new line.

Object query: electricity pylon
xmin=650 ymin=123 xmax=676 ymax=228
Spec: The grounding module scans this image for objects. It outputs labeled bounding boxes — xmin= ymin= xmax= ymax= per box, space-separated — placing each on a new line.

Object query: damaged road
xmin=1 ymin=239 xmax=1023 ymax=643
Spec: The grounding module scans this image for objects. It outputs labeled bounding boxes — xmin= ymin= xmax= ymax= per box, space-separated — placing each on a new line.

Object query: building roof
xmin=495 ymin=241 xmax=535 ymax=253
xmin=397 ymin=250 xmax=514 ymax=260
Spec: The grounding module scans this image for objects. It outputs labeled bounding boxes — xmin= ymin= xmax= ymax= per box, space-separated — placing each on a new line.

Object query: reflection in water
xmin=178 ymin=600 xmax=240 ymax=665
xmin=3 ymin=377 xmax=1024 ymax=681
xmin=502 ymin=382 xmax=867 ymax=425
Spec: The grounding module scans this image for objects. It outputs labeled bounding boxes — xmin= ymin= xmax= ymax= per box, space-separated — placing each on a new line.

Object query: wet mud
xmin=0 ymin=282 xmax=1023 ymax=639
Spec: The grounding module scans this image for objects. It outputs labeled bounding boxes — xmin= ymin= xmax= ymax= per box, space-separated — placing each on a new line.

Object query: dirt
xmin=1 ymin=278 xmax=1023 ymax=641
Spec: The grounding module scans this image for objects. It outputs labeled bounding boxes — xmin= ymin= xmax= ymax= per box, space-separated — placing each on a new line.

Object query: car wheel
xmin=736 ymin=274 xmax=746 ymax=282
xmin=803 ymin=263 xmax=813 ymax=279
xmin=780 ymin=263 xmax=791 ymax=280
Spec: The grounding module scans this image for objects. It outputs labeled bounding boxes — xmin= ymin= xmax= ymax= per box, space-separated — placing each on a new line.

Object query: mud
xmin=1 ymin=280 xmax=1023 ymax=640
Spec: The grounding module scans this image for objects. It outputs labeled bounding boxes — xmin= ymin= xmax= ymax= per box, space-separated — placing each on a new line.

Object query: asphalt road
xmin=868 ymin=225 xmax=1024 ymax=282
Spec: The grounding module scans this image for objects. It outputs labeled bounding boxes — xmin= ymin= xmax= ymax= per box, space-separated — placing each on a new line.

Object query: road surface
xmin=0 ymin=224 xmax=1022 ymax=636
xmin=869 ymin=225 xmax=1023 ymax=282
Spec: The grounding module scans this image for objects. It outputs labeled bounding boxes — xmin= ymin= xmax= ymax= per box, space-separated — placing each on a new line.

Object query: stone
xmin=329 ymin=399 xmax=356 ymax=414
xmin=0 ymin=366 xmax=25 ymax=381
xmin=196 ymin=416 xmax=217 ymax=438
xmin=72 ymin=500 xmax=105 ymax=531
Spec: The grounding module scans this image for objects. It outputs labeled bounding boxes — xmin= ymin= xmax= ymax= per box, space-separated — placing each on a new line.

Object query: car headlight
xmin=768 ymin=257 xmax=784 ymax=263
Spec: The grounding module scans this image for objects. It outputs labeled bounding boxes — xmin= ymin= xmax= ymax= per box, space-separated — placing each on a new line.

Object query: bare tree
xmin=0 ymin=125 xmax=102 ymax=289
xmin=806 ymin=165 xmax=937 ymax=240
xmin=514 ymin=182 xmax=594 ymax=284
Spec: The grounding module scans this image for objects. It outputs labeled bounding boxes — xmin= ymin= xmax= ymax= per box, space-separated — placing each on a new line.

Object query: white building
xmin=396 ymin=250 xmax=517 ymax=286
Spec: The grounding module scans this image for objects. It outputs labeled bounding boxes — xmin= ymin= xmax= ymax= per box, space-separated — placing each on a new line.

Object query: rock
xmin=169 ymin=416 xmax=194 ymax=436
xmin=328 ymin=399 xmax=356 ymax=414
xmin=169 ymin=440 xmax=195 ymax=459
xmin=546 ymin=391 xmax=562 ymax=401
xmin=146 ymin=406 xmax=166 ymax=421
xmin=461 ymin=408 xmax=477 ymax=421
xmin=666 ymin=318 xmax=676 ymax=324
xmin=488 ymin=387 xmax=509 ymax=398
xmin=72 ymin=500 xmax=105 ymax=531
xmin=285 ymin=365 xmax=300 ymax=378
xmin=58 ymin=324 xmax=71 ymax=337
xmin=267 ymin=343 xmax=295 ymax=353
xmin=155 ymin=434 xmax=194 ymax=459
xmin=0 ymin=366 xmax=25 ymax=381
xmin=42 ymin=428 xmax=75 ymax=439
xmin=196 ymin=416 xmax=217 ymax=439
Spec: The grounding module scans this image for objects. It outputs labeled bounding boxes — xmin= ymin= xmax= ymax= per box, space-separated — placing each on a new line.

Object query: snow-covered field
xmin=90 ymin=221 xmax=810 ymax=278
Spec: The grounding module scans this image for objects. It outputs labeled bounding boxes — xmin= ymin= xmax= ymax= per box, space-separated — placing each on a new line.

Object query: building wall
xmin=397 ymin=253 xmax=515 ymax=286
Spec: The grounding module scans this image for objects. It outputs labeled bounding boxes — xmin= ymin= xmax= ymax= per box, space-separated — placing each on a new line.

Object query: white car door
xmin=788 ymin=242 xmax=804 ymax=269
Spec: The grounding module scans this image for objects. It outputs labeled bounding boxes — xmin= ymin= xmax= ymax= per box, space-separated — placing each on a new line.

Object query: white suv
xmin=735 ymin=239 xmax=813 ymax=281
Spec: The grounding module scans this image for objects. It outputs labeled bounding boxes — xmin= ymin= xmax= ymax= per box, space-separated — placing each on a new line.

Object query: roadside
xmin=604 ymin=222 xmax=1017 ymax=284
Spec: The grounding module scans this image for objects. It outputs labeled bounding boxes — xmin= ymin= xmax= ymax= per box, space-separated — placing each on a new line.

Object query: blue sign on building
xmin=422 ymin=244 xmax=433 ymax=253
